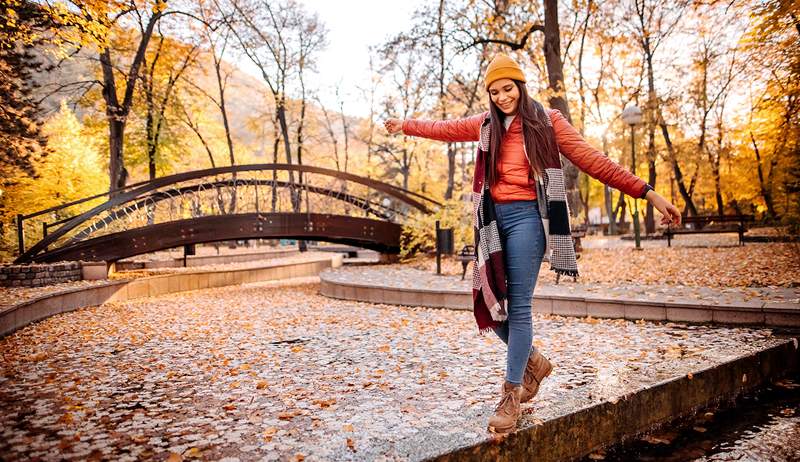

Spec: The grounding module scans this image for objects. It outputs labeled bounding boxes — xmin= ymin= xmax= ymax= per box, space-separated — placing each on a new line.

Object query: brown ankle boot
xmin=520 ymin=349 xmax=553 ymax=403
xmin=487 ymin=381 xmax=523 ymax=433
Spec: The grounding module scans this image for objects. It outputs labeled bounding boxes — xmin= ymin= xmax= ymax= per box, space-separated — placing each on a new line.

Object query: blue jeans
xmin=492 ymin=200 xmax=547 ymax=384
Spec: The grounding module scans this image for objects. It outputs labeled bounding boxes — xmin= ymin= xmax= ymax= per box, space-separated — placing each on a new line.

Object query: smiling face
xmin=488 ymin=78 xmax=520 ymax=116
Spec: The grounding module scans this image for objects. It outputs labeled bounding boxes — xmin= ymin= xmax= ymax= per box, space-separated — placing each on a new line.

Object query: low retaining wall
xmin=0 ymin=255 xmax=341 ymax=338
xmin=0 ymin=262 xmax=82 ymax=288
xmin=319 ymin=273 xmax=800 ymax=328
xmin=433 ymin=339 xmax=798 ymax=462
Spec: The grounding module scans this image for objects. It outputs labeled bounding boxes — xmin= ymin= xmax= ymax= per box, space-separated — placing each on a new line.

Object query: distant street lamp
xmin=621 ymin=105 xmax=643 ymax=250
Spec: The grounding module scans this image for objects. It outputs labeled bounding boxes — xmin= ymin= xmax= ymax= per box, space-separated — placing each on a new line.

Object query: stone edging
xmin=432 ymin=338 xmax=798 ymax=462
xmin=0 ymin=255 xmax=342 ymax=338
xmin=318 ymin=271 xmax=800 ymax=327
xmin=0 ymin=261 xmax=83 ymax=288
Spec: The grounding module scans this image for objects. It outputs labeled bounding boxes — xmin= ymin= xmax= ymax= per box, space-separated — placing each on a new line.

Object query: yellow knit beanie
xmin=484 ymin=54 xmax=526 ymax=90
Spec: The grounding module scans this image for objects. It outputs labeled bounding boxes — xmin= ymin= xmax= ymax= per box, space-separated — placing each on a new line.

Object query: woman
xmin=384 ymin=54 xmax=681 ymax=434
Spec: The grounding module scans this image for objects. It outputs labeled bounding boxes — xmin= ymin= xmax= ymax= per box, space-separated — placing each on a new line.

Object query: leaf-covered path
xmin=322 ymin=266 xmax=799 ymax=309
xmin=0 ymin=282 xmax=785 ymax=461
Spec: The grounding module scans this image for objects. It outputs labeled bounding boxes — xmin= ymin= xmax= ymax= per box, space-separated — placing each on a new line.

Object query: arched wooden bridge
xmin=14 ymin=164 xmax=440 ymax=264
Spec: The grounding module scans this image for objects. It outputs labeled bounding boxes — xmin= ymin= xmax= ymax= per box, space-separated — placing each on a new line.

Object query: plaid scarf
xmin=471 ymin=99 xmax=579 ymax=334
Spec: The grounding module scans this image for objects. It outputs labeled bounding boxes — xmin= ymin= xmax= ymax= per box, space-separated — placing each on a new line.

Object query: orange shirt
xmin=491 ymin=115 xmax=537 ymax=202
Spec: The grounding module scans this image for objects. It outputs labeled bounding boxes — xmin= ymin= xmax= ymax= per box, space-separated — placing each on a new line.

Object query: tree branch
xmin=460 ymin=23 xmax=544 ymax=52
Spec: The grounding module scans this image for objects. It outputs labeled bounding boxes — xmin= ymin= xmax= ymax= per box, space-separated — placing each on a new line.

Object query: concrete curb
xmin=318 ymin=272 xmax=800 ymax=328
xmin=430 ymin=338 xmax=799 ymax=462
xmin=0 ymin=255 xmax=341 ymax=338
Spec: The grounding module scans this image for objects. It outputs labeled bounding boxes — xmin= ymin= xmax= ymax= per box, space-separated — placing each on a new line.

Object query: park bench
xmin=455 ymin=230 xmax=584 ymax=283
xmin=456 ymin=245 xmax=475 ymax=280
xmin=664 ymin=214 xmax=755 ymax=247
xmin=571 ymin=224 xmax=588 ymax=254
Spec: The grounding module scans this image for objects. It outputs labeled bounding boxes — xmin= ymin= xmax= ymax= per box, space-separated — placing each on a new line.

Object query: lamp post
xmin=621 ymin=105 xmax=643 ymax=250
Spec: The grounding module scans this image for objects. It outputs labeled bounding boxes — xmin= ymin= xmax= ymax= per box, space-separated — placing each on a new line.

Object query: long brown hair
xmin=487 ymin=80 xmax=559 ymax=186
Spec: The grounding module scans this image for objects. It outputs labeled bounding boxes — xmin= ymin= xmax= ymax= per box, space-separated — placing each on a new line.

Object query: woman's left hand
xmin=645 ymin=190 xmax=682 ymax=225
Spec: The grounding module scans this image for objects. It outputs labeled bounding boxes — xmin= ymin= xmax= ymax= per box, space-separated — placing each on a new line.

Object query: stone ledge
xmin=431 ymin=339 xmax=798 ymax=462
xmin=318 ymin=271 xmax=800 ymax=328
xmin=0 ymin=261 xmax=83 ymax=288
xmin=1 ymin=255 xmax=340 ymax=338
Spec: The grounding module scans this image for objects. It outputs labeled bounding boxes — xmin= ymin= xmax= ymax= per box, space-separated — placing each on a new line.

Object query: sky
xmin=291 ymin=0 xmax=425 ymax=118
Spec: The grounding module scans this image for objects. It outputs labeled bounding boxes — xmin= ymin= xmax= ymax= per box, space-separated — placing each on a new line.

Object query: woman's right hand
xmin=383 ymin=118 xmax=404 ymax=134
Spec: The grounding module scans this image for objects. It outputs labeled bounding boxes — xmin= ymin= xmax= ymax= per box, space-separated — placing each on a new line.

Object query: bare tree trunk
xmin=660 ymin=119 xmax=698 ymax=216
xmin=575 ymin=2 xmax=592 ymax=226
xmin=402 ymin=146 xmax=410 ymax=191
xmin=318 ymin=98 xmax=340 ymax=170
xmin=601 ymin=136 xmax=617 ymax=234
xmin=542 ymin=0 xmax=580 ymax=218
xmin=436 ymin=0 xmax=457 ymax=200
xmin=99 ymin=7 xmax=163 ymax=193
xmin=643 ymin=31 xmax=659 ymax=234
xmin=272 ymin=118 xmax=280 ymax=212
xmin=100 ymin=49 xmax=129 ymax=193
xmin=750 ymin=131 xmax=779 ymax=220
xmin=446 ymin=145 xmax=456 ymax=199
xmin=580 ymin=174 xmax=590 ymax=225
xmin=338 ymin=87 xmax=351 ymax=174
xmin=615 ymin=192 xmax=627 ymax=227
xmin=146 ymin=110 xmax=157 ymax=180
xmin=296 ymin=72 xmax=307 ymax=251
xmin=142 ymin=38 xmax=198 ymax=183
xmin=713 ymin=122 xmax=724 ymax=215
xmin=181 ymin=104 xmax=217 ymax=168
xmin=713 ymin=163 xmax=723 ymax=215
xmin=296 ymin=80 xmax=306 ymax=191
xmin=337 ymin=91 xmax=352 ymax=213
xmin=277 ymin=102 xmax=299 ymax=211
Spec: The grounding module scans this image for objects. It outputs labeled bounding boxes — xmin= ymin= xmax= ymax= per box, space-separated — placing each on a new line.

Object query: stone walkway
xmin=0 ymin=282 xmax=788 ymax=461
xmin=321 ymin=266 xmax=800 ymax=309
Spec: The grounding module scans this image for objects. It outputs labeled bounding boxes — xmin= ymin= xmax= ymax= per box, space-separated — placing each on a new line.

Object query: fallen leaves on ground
xmin=404 ymin=242 xmax=799 ymax=288
xmin=0 ymin=283 xmax=782 ymax=460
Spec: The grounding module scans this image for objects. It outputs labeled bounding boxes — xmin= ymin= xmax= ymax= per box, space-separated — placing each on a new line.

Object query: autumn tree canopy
xmin=1 ymin=0 xmax=798 ymax=260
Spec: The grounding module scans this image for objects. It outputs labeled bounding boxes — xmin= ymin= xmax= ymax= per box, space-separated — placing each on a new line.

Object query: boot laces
xmin=494 ymin=387 xmax=519 ymax=414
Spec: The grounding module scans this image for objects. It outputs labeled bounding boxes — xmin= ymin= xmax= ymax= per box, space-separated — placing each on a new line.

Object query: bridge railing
xmin=15 ymin=164 xmax=440 ymax=263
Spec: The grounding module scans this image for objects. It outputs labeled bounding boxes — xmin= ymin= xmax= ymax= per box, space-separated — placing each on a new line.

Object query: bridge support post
xmin=378 ymin=253 xmax=399 ymax=264
xmin=436 ymin=220 xmax=442 ymax=275
xmin=16 ymin=214 xmax=24 ymax=257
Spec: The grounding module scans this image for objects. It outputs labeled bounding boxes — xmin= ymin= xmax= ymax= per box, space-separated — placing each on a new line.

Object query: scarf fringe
xmin=553 ymin=267 xmax=579 ymax=278
xmin=478 ymin=326 xmax=495 ymax=336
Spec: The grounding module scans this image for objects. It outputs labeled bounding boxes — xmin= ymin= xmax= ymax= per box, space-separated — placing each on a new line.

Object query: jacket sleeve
xmin=402 ymin=112 xmax=486 ymax=143
xmin=549 ymin=109 xmax=648 ymax=199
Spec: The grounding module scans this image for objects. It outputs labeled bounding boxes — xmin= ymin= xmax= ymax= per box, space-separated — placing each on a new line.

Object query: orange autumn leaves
xmin=406 ymin=242 xmax=800 ymax=288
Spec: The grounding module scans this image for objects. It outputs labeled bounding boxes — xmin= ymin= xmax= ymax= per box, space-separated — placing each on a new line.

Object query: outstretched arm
xmin=384 ymin=112 xmax=486 ymax=143
xmin=549 ymin=109 xmax=681 ymax=225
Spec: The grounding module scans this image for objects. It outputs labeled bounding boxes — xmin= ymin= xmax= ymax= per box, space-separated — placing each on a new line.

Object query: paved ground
xmin=322 ymin=266 xmax=800 ymax=308
xmin=0 ymin=282 xmax=786 ymax=461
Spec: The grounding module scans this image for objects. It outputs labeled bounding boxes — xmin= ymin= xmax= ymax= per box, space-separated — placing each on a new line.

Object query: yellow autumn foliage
xmin=0 ymin=102 xmax=107 ymax=259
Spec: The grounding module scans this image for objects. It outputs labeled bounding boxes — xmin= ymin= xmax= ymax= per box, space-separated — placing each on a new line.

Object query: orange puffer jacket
xmin=402 ymin=109 xmax=648 ymax=202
